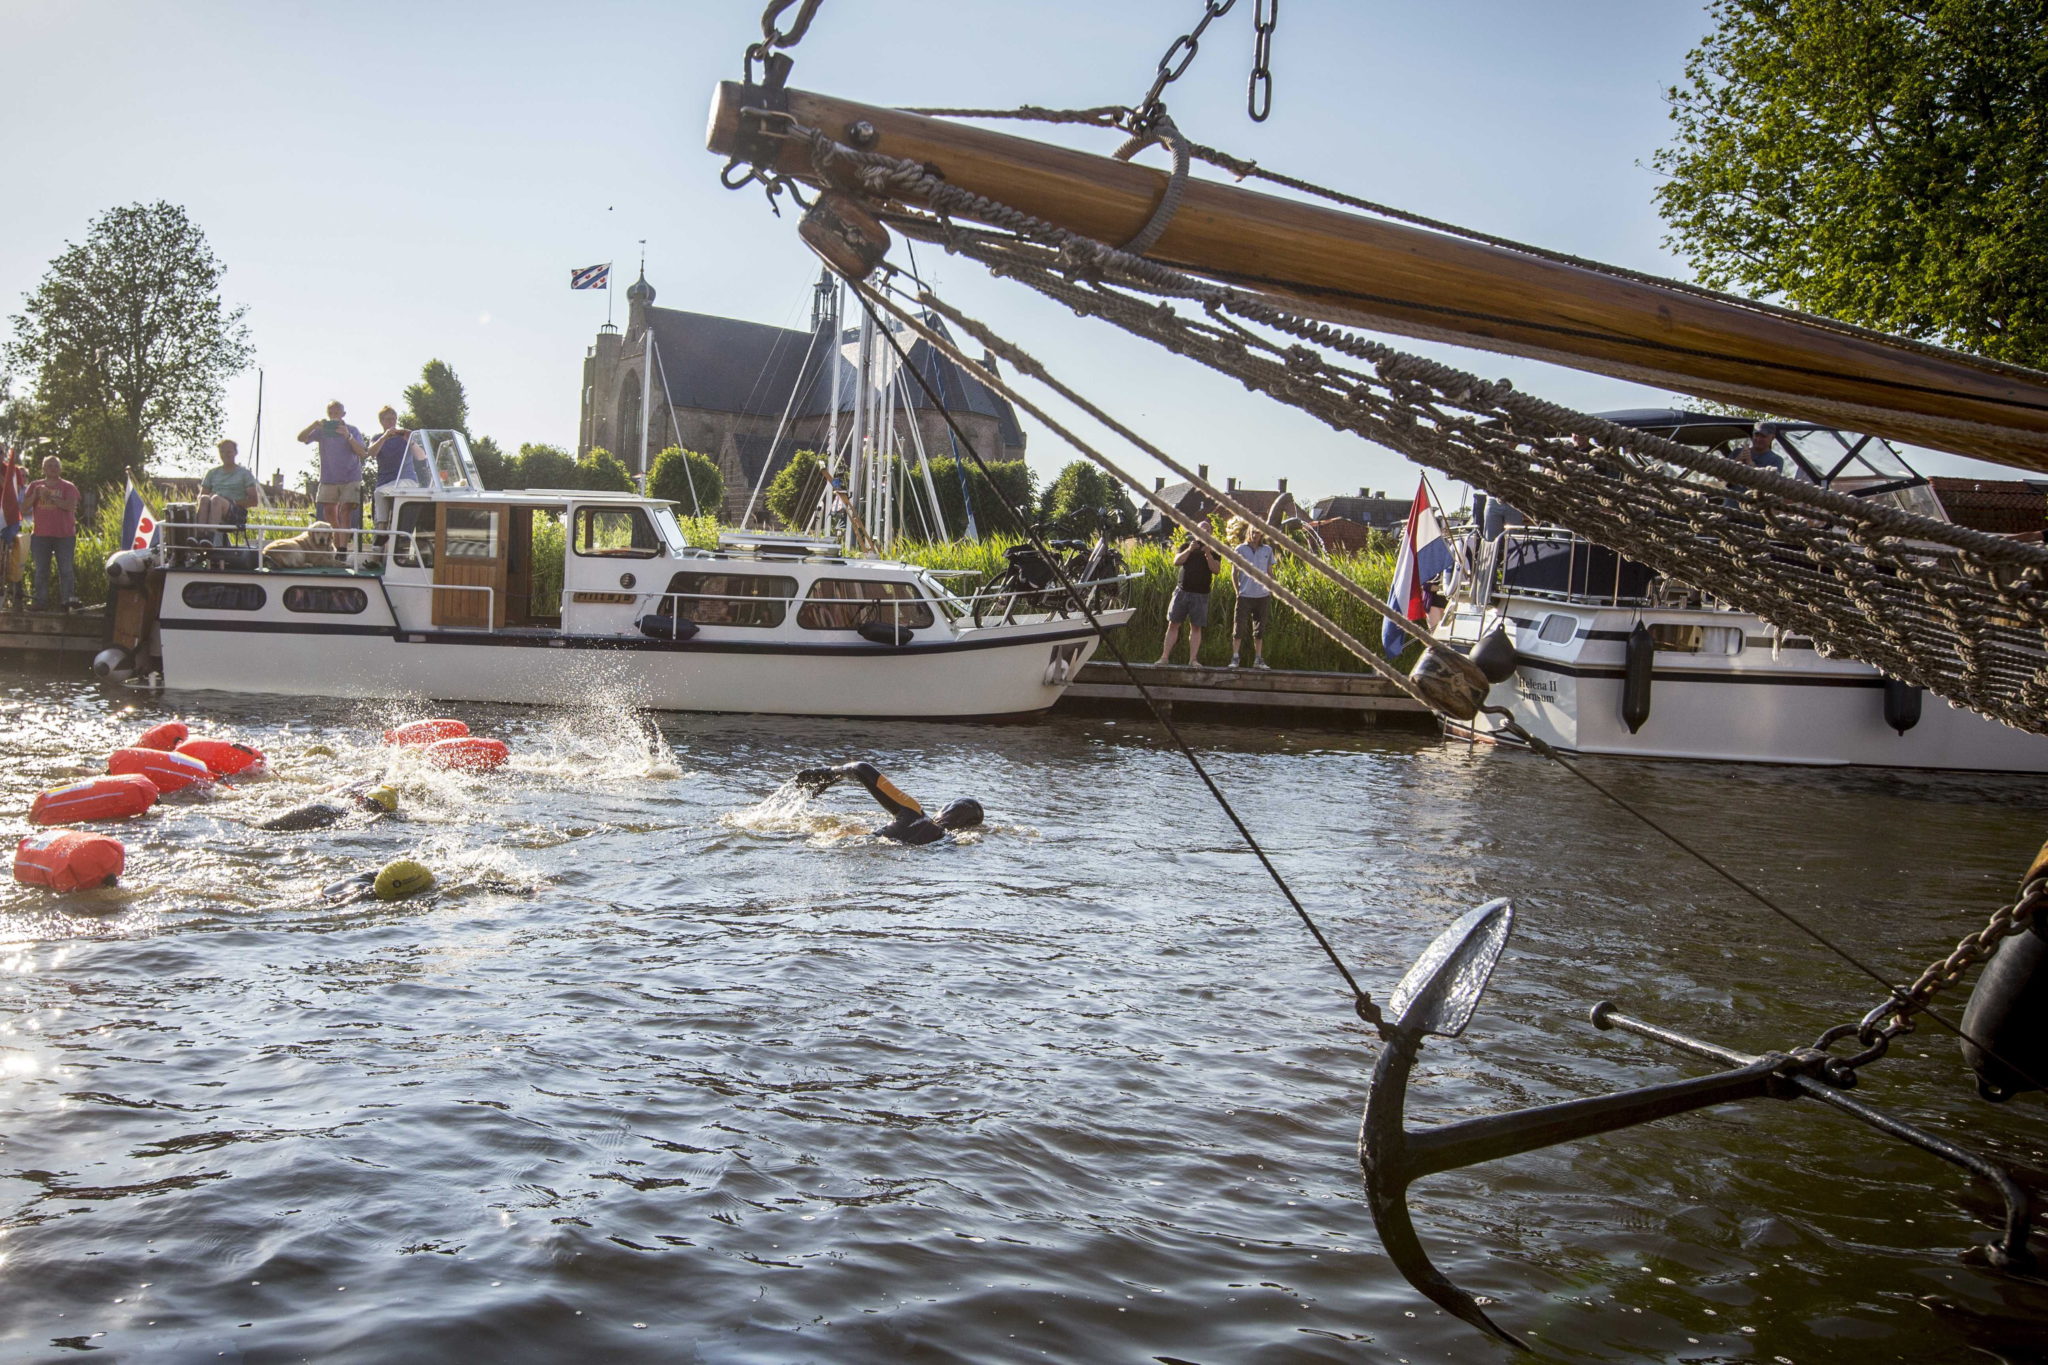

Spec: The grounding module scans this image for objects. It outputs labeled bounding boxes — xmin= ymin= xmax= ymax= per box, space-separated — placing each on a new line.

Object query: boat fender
xmin=374 ymin=858 xmax=436 ymax=901
xmin=1961 ymin=838 xmax=2048 ymax=1101
xmin=1469 ymin=628 xmax=1519 ymax=685
xmin=176 ymin=738 xmax=268 ymax=778
xmin=1622 ymin=623 xmax=1655 ymax=734
xmin=104 ymin=549 xmax=151 ymax=590
xmin=14 ymin=830 xmax=126 ymax=891
xmin=107 ymin=747 xmax=214 ymax=795
xmin=93 ymin=647 xmax=135 ymax=681
xmin=1883 ymin=678 xmax=1923 ymax=735
xmin=637 ymin=615 xmax=700 ymax=641
xmin=424 ymin=736 xmax=510 ymax=772
xmin=135 ymin=721 xmax=189 ymax=751
xmin=1408 ymin=644 xmax=1492 ymax=722
xmin=30 ymin=773 xmax=160 ymax=825
xmin=384 ymin=718 xmax=470 ymax=746
xmin=856 ymin=620 xmax=915 ymax=647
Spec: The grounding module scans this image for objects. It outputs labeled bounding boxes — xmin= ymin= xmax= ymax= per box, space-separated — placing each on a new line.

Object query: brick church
xmin=578 ymin=270 xmax=1026 ymax=522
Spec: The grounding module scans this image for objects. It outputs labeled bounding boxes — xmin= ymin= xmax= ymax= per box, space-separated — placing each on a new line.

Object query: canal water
xmin=4 ymin=665 xmax=2048 ymax=1363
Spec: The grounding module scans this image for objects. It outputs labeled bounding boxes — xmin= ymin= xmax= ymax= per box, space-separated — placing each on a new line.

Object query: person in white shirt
xmin=1229 ymin=523 xmax=1277 ymax=669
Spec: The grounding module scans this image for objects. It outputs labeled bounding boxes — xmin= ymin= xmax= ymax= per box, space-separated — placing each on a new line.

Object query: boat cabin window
xmin=182 ymin=581 xmax=266 ymax=612
xmin=575 ymin=506 xmax=661 ymax=559
xmin=283 ymin=585 xmax=368 ymax=615
xmin=660 ymin=571 xmax=795 ymax=628
xmin=797 ymin=578 xmax=936 ymax=630
xmin=1536 ymin=613 xmax=1577 ymax=644
xmin=1649 ymin=623 xmax=1744 ymax=656
xmin=444 ymin=507 xmax=499 ymax=560
xmin=394 ymin=502 xmax=435 ymax=568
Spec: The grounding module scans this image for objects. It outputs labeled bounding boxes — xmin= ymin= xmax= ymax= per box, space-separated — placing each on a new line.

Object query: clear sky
xmin=0 ymin=0 xmax=2015 ymax=500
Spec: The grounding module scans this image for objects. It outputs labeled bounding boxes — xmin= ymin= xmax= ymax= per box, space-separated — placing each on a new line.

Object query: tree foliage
xmin=469 ymin=434 xmax=508 ymax=489
xmin=922 ymin=456 xmax=1034 ymax=539
xmin=3 ymin=201 xmax=252 ymax=488
xmin=516 ymin=443 xmax=576 ymax=488
xmin=648 ymin=446 xmax=724 ymax=516
xmin=571 ymin=446 xmax=634 ymax=493
xmin=1653 ymin=0 xmax=2048 ymax=365
xmin=1037 ymin=459 xmax=1137 ymax=539
xmin=400 ymin=359 xmax=470 ymax=433
xmin=765 ymin=449 xmax=829 ymax=530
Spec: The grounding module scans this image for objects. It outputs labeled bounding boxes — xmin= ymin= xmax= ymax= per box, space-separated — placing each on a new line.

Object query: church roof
xmin=641 ymin=305 xmax=1023 ymax=450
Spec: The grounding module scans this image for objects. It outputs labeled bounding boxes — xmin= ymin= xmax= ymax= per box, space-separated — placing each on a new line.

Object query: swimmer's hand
xmin=794 ymin=767 xmax=841 ymax=795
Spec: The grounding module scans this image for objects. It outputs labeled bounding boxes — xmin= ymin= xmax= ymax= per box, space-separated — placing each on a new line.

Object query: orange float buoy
xmin=108 ymin=746 xmax=214 ymax=795
xmin=30 ymin=773 xmax=159 ymax=825
xmin=176 ymin=738 xmax=268 ymax=779
xmin=423 ymin=736 xmax=509 ymax=772
xmin=14 ymin=830 xmax=126 ymax=891
xmin=135 ymin=721 xmax=189 ymax=751
xmin=385 ymin=718 xmax=470 ymax=747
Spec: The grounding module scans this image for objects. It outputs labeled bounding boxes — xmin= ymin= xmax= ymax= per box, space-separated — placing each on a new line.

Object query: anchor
xmin=1363 ymin=900 xmax=2037 ymax=1350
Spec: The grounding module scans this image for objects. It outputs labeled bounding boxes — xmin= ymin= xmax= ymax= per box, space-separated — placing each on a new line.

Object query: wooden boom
xmin=709 ymin=82 xmax=2048 ymax=470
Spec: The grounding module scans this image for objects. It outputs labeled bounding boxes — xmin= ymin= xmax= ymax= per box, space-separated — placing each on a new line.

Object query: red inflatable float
xmin=14 ymin=830 xmax=126 ymax=891
xmin=135 ymin=721 xmax=189 ymax=751
xmin=108 ymin=747 xmax=214 ymax=795
xmin=423 ymin=736 xmax=509 ymax=772
xmin=30 ymin=773 xmax=159 ymax=825
xmin=385 ymin=718 xmax=470 ymax=747
xmin=176 ymin=738 xmax=267 ymax=779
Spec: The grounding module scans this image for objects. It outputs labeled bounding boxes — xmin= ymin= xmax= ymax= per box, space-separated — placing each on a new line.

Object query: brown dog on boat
xmin=262 ymin=521 xmax=346 ymax=569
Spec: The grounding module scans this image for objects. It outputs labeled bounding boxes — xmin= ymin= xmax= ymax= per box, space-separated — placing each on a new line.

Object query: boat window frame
xmin=574 ymin=505 xmax=663 ymax=560
xmin=283 ymin=584 xmax=370 ymax=615
xmin=659 ymin=570 xmax=797 ymax=628
xmin=181 ymin=581 xmax=267 ymax=612
xmin=797 ymin=577 xmax=937 ymax=631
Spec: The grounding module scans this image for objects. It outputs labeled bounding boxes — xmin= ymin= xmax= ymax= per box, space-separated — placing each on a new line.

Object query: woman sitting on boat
xmin=794 ymin=762 xmax=983 ymax=845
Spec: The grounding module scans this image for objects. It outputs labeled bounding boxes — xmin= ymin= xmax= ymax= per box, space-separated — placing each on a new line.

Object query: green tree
xmin=925 ymin=456 xmax=1035 ymax=537
xmin=517 ymin=442 xmax=577 ymax=488
xmin=1653 ymin=0 xmax=2048 ymax=365
xmin=3 ymin=201 xmax=252 ymax=488
xmin=400 ymin=359 xmax=469 ymax=433
xmin=766 ymin=449 xmax=829 ymax=530
xmin=469 ymin=434 xmax=509 ymax=488
xmin=571 ymin=446 xmax=634 ymax=493
xmin=1037 ymin=459 xmax=1137 ymax=539
xmin=648 ymin=445 xmax=724 ymax=516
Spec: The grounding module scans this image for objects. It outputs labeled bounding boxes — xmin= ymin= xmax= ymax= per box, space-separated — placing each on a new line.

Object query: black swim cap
xmin=936 ymin=798 xmax=984 ymax=830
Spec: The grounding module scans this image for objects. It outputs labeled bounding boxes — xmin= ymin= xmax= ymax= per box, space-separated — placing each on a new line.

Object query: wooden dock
xmin=0 ymin=608 xmax=107 ymax=658
xmin=1056 ymin=660 xmax=1433 ymax=727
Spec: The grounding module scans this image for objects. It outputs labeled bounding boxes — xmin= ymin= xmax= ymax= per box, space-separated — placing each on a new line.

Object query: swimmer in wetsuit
xmin=794 ymin=762 xmax=983 ymax=845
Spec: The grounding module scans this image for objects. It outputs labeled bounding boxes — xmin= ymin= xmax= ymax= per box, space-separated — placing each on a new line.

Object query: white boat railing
xmin=1488 ymin=526 xmax=1658 ymax=609
xmin=160 ymin=517 xmax=423 ymax=569
xmin=380 ymin=580 xmax=496 ymax=632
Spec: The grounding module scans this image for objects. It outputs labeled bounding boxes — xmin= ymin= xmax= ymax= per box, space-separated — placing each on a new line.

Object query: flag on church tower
xmin=570 ymin=264 xmax=610 ymax=290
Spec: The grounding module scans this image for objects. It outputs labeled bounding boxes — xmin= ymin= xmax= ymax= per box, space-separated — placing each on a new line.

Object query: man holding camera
xmin=297 ymin=400 xmax=366 ymax=531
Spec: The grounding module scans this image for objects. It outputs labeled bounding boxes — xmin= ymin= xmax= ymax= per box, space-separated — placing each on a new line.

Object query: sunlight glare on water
xmin=3 ymin=666 xmax=2048 ymax=1362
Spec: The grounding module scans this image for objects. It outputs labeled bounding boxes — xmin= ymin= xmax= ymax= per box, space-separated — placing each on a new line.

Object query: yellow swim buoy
xmin=373 ymin=858 xmax=435 ymax=901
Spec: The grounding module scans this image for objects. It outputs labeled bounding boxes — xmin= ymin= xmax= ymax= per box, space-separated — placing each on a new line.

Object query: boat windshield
xmin=651 ymin=505 xmax=689 ymax=555
xmin=391 ymin=429 xmax=483 ymax=493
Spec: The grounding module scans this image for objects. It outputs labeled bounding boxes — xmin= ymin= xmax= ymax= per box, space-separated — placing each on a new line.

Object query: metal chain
xmin=1135 ymin=0 xmax=1238 ymax=124
xmin=1247 ymin=0 xmax=1278 ymax=121
xmin=745 ymin=0 xmax=825 ymax=80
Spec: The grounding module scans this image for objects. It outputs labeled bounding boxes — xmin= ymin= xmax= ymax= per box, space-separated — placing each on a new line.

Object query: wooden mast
xmin=708 ymin=82 xmax=2048 ymax=471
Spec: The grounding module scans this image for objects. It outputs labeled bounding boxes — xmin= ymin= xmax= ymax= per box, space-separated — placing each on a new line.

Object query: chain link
xmin=745 ymin=0 xmax=825 ymax=80
xmin=1135 ymin=0 xmax=1237 ymax=124
xmin=1247 ymin=0 xmax=1278 ymax=121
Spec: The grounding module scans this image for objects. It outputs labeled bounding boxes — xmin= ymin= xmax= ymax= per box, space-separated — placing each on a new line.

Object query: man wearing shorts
xmin=298 ymin=400 xmax=366 ymax=532
xmin=1156 ymin=533 xmax=1221 ymax=666
xmin=1230 ymin=524 xmax=1277 ymax=669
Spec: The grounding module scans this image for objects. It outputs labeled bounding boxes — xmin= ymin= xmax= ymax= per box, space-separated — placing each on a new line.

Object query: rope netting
xmin=783 ymin=124 xmax=2048 ymax=738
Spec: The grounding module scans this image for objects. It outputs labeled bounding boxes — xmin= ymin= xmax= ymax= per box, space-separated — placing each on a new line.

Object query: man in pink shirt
xmin=22 ymin=454 xmax=81 ymax=610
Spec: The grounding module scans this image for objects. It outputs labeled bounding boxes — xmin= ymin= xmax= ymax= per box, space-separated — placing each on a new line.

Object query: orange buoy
xmin=423 ymin=736 xmax=509 ymax=772
xmin=385 ymin=718 xmax=470 ymax=747
xmin=30 ymin=773 xmax=159 ymax=825
xmin=176 ymin=738 xmax=268 ymax=779
xmin=108 ymin=747 xmax=214 ymax=795
xmin=14 ymin=830 xmax=126 ymax=891
xmin=135 ymin=721 xmax=190 ymax=751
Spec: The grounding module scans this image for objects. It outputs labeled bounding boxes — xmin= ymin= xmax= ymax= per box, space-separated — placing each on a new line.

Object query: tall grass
xmin=892 ymin=535 xmax=1397 ymax=672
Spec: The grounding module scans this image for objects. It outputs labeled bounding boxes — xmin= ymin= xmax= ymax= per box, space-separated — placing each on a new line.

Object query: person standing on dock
xmin=298 ymin=401 xmax=365 ymax=532
xmin=1157 ymin=532 xmax=1222 ymax=666
xmin=21 ymin=454 xmax=80 ymax=612
xmin=1229 ymin=522 xmax=1276 ymax=669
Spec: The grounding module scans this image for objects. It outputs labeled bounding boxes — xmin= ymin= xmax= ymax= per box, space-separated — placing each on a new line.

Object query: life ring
xmin=108 ymin=746 xmax=214 ymax=795
xmin=135 ymin=721 xmax=189 ymax=751
xmin=385 ymin=718 xmax=470 ymax=746
xmin=423 ymin=736 xmax=509 ymax=772
xmin=176 ymin=738 xmax=268 ymax=778
xmin=30 ymin=773 xmax=159 ymax=825
xmin=14 ymin=830 xmax=126 ymax=891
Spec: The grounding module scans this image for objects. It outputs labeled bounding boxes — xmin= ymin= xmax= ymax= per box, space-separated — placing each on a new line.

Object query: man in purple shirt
xmin=297 ymin=400 xmax=366 ymax=532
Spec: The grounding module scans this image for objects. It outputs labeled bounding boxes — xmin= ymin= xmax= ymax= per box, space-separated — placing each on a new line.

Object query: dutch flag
xmin=119 ymin=476 xmax=159 ymax=552
xmin=570 ymin=264 xmax=610 ymax=290
xmin=1383 ymin=477 xmax=1455 ymax=657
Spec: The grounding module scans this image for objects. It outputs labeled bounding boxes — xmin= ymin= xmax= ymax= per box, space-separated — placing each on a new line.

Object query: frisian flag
xmin=119 ymin=476 xmax=160 ymax=552
xmin=569 ymin=264 xmax=610 ymax=290
xmin=1382 ymin=477 xmax=1455 ymax=656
